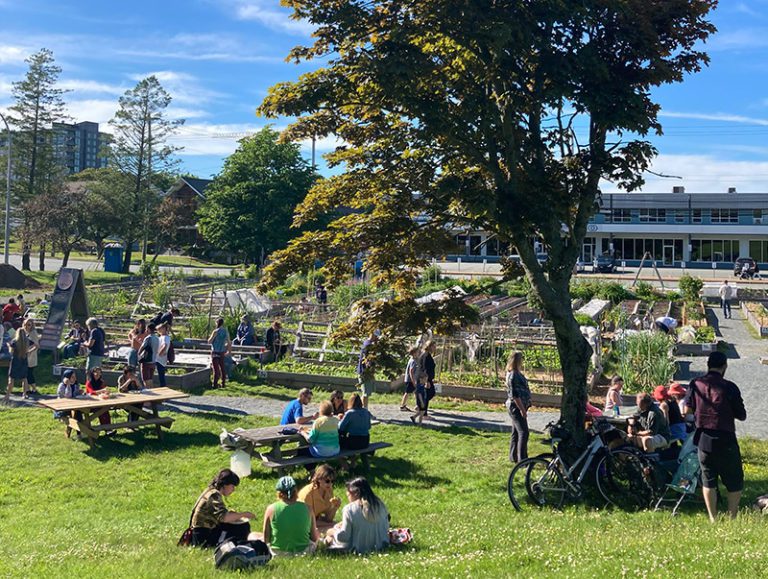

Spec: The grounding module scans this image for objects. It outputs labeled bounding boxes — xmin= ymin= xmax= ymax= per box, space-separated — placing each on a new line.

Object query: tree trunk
xmin=38 ymin=244 xmax=45 ymax=271
xmin=62 ymin=248 xmax=71 ymax=267
xmin=22 ymin=251 xmax=30 ymax=271
xmin=96 ymin=239 xmax=104 ymax=260
xmin=552 ymin=311 xmax=592 ymax=443
xmin=122 ymin=240 xmax=133 ymax=274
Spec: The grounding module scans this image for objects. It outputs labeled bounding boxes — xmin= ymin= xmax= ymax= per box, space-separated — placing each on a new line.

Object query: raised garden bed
xmin=53 ymin=361 xmax=211 ymax=391
xmin=260 ymin=370 xmax=564 ymax=408
xmin=742 ymin=302 xmax=768 ymax=337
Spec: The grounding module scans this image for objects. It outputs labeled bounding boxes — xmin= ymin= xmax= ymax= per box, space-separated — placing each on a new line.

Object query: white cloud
xmin=0 ymin=44 xmax=28 ymax=65
xmin=64 ymin=99 xmax=118 ymax=127
xmin=660 ymin=111 xmax=768 ymax=126
xmin=707 ymin=28 xmax=768 ymax=51
xmin=232 ymin=1 xmax=314 ymax=36
xmin=170 ymin=122 xmax=263 ymax=156
xmin=127 ymin=70 xmax=226 ymax=106
xmin=601 ymin=153 xmax=768 ymax=193
xmin=58 ymin=79 xmax=126 ymax=96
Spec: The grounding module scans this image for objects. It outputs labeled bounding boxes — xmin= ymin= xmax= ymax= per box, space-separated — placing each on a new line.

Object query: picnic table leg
xmin=152 ymin=404 xmax=163 ymax=439
xmin=78 ymin=410 xmax=99 ymax=446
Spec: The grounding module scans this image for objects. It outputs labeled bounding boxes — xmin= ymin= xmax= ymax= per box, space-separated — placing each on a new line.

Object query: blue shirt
xmin=211 ymin=327 xmax=229 ymax=353
xmin=338 ymin=408 xmax=372 ymax=437
xmin=281 ymin=399 xmax=304 ymax=425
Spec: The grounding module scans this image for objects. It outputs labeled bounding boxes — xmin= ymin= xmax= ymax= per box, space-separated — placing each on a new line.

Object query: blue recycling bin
xmin=103 ymin=245 xmax=123 ymax=273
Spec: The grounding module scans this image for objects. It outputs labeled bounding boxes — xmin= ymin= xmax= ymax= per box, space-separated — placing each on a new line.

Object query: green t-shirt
xmin=270 ymin=501 xmax=311 ymax=552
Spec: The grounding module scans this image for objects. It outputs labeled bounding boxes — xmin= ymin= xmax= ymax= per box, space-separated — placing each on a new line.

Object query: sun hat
xmin=668 ymin=383 xmax=687 ymax=397
xmin=652 ymin=385 xmax=668 ymax=402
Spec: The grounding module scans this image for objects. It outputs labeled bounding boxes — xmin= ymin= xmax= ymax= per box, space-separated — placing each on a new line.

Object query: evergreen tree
xmin=109 ymin=76 xmax=183 ymax=273
xmin=8 ymin=48 xmax=69 ymax=270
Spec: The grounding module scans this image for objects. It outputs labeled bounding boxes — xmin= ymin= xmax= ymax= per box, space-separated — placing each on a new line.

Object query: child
xmin=118 ymin=366 xmax=141 ymax=393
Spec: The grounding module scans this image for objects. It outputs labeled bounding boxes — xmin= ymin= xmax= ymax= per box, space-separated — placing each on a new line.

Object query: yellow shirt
xmin=298 ymin=483 xmax=335 ymax=521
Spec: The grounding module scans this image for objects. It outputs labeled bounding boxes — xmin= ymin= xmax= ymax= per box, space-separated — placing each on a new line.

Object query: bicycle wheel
xmin=508 ymin=457 xmax=567 ymax=511
xmin=595 ymin=449 xmax=653 ymax=511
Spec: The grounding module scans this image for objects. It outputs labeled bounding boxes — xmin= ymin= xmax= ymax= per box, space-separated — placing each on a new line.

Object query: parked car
xmin=733 ymin=257 xmax=758 ymax=278
xmin=593 ymin=253 xmax=616 ymax=273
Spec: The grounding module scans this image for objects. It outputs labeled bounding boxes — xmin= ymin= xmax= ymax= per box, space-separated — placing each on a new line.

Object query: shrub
xmin=244 ymin=264 xmax=260 ymax=279
xmin=613 ymin=331 xmax=677 ymax=393
xmin=138 ymin=260 xmax=159 ymax=280
xmin=595 ymin=282 xmax=633 ymax=305
xmin=422 ymin=264 xmax=443 ymax=283
xmin=695 ymin=326 xmax=716 ymax=344
xmin=633 ymin=281 xmax=658 ymax=302
xmin=679 ymin=274 xmax=704 ymax=302
xmin=574 ymin=313 xmax=597 ymax=327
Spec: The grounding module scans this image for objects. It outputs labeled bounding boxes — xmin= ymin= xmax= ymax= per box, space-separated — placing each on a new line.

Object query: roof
xmin=165 ymin=177 xmax=213 ymax=199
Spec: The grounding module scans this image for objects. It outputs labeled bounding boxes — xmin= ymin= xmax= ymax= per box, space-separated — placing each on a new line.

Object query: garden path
xmin=675 ymin=305 xmax=768 ymax=440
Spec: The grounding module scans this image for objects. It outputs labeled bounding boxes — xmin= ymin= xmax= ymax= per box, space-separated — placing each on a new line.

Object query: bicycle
xmin=507 ymin=418 xmax=651 ymax=511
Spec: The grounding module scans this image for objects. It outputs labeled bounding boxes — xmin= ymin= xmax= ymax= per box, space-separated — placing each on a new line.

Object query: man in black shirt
xmin=686 ymin=351 xmax=747 ymax=522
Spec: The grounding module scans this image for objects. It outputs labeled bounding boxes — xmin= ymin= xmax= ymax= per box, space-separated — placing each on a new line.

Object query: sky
xmin=3 ymin=0 xmax=768 ymax=192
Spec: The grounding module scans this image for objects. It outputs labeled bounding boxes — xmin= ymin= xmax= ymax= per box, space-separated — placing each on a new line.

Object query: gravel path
xmin=164 ymin=396 xmax=560 ymax=434
xmin=674 ymin=306 xmax=767 ymax=440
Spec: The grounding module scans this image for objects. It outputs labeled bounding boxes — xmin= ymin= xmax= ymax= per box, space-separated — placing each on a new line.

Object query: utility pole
xmin=0 ymin=112 xmax=11 ymax=265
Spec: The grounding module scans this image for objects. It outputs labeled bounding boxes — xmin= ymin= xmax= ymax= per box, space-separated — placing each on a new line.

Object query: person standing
xmin=85 ymin=318 xmax=106 ymax=373
xmin=5 ymin=327 xmax=30 ymax=401
xmin=686 ymin=351 xmax=747 ymax=522
xmin=265 ymin=321 xmax=283 ymax=361
xmin=208 ymin=317 xmax=231 ymax=389
xmin=139 ymin=323 xmax=160 ymax=388
xmin=604 ymin=375 xmax=624 ymax=416
xmin=357 ymin=330 xmax=380 ymax=410
xmin=127 ymin=319 xmax=148 ymax=369
xmin=718 ymin=279 xmax=734 ymax=319
xmin=156 ymin=323 xmax=171 ymax=388
xmin=22 ymin=319 xmax=40 ymax=397
xmin=399 ymin=346 xmax=420 ymax=412
xmin=421 ymin=340 xmax=437 ymax=420
xmin=505 ymin=351 xmax=531 ymax=463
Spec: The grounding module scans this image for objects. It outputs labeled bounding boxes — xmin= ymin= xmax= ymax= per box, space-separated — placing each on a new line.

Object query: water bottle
xmin=614 ymin=405 xmax=620 ymax=418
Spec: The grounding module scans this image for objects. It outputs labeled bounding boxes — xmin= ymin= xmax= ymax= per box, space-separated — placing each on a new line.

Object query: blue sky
xmin=2 ymin=0 xmax=768 ymax=192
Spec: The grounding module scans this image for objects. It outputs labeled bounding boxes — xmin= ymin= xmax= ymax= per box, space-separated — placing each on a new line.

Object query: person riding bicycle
xmin=627 ymin=393 xmax=670 ymax=452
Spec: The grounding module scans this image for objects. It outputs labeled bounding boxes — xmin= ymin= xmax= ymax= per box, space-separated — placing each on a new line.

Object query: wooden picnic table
xmin=38 ymin=387 xmax=189 ymax=446
xmin=232 ymin=423 xmax=392 ymax=475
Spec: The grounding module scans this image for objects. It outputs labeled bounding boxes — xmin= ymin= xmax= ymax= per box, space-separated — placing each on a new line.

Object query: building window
xmin=749 ymin=240 xmax=768 ymax=262
xmin=692 ymin=209 xmax=702 ymax=224
xmin=674 ymin=210 xmax=686 ymax=224
xmin=754 ymin=210 xmax=766 ymax=224
xmin=611 ymin=209 xmax=632 ymax=223
xmin=638 ymin=209 xmax=666 ymax=223
xmin=690 ymin=239 xmax=740 ymax=262
xmin=710 ymin=209 xmax=738 ymax=224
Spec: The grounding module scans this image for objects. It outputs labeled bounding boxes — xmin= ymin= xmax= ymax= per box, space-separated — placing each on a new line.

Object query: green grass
xmin=23 ymin=270 xmax=133 ymax=288
xmin=1 ymin=403 xmax=768 ymax=578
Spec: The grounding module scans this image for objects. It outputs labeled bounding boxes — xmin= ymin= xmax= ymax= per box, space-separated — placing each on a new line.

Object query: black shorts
xmin=698 ymin=440 xmax=744 ymax=492
xmin=404 ymin=382 xmax=416 ymax=394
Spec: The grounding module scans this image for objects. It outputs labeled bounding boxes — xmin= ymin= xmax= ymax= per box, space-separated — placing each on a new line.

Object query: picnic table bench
xmin=38 ymin=387 xmax=189 ymax=447
xmin=230 ymin=424 xmax=392 ymax=475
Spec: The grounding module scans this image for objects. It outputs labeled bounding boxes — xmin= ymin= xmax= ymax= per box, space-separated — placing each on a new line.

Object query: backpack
xmin=214 ymin=539 xmax=271 ymax=570
xmin=167 ymin=341 xmax=176 ymax=365
xmin=138 ymin=336 xmax=154 ymax=364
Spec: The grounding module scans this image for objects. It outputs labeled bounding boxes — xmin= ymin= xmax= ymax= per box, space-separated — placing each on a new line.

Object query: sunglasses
xmin=322 ymin=477 xmax=334 ymax=484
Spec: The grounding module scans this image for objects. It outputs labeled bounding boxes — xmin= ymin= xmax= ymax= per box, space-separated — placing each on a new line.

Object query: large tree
xmin=109 ymin=76 xmax=183 ymax=273
xmin=197 ymin=127 xmax=317 ymax=266
xmin=8 ymin=48 xmax=69 ymax=270
xmin=258 ymin=0 xmax=717 ymax=435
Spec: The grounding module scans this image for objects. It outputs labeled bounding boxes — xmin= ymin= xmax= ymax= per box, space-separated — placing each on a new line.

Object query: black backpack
xmin=214 ymin=539 xmax=271 ymax=570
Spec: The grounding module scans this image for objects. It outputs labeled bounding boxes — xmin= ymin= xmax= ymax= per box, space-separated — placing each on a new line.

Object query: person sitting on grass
xmin=85 ymin=367 xmax=111 ymax=428
xmin=627 ymin=393 xmax=670 ymax=452
xmin=330 ymin=390 xmax=346 ymax=417
xmin=325 ymin=477 xmax=390 ymax=554
xmin=298 ymin=465 xmax=342 ymax=532
xmin=263 ymin=476 xmax=319 ymax=556
xmin=280 ymin=388 xmax=318 ymax=426
xmin=190 ymin=468 xmax=256 ymax=548
xmin=338 ymin=393 xmax=372 ymax=451
xmin=300 ymin=401 xmax=340 ymax=458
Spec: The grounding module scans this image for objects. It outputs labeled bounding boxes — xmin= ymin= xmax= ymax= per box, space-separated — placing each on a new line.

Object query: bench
xmin=260 ymin=442 xmax=393 ymax=473
xmin=92 ymin=417 xmax=174 ymax=432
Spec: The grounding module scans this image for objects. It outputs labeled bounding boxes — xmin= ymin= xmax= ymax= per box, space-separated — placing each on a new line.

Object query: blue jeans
xmin=721 ymin=299 xmax=731 ymax=318
xmin=156 ymin=362 xmax=167 ymax=387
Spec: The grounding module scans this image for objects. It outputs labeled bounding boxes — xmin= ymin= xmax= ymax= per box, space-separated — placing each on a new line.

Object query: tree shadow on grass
xmin=83 ymin=429 xmax=221 ymax=462
xmin=163 ymin=401 xmax=250 ymax=417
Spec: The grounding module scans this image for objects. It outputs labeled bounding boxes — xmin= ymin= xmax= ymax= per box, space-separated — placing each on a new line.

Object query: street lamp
xmin=0 ymin=112 xmax=11 ymax=265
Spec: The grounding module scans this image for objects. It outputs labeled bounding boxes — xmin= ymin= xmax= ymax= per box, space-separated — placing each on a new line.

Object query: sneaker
xmin=400 ymin=405 xmax=411 ymax=412
xmin=22 ymin=392 xmax=29 ymax=400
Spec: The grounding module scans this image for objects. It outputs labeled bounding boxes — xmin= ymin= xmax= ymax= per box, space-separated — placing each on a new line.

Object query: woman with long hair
xmin=298 ymin=464 xmax=342 ymax=531
xmin=85 ymin=367 xmax=112 ymax=427
xmin=330 ymin=390 xmax=346 ymax=416
xmin=5 ymin=327 xmax=30 ymax=401
xmin=208 ymin=317 xmax=231 ymax=389
xmin=22 ymin=318 xmax=40 ymax=397
xmin=604 ymin=375 xmax=624 ymax=416
xmin=190 ymin=468 xmax=255 ymax=548
xmin=505 ymin=351 xmax=531 ymax=463
xmin=338 ymin=393 xmax=372 ymax=450
xmin=325 ymin=477 xmax=390 ymax=554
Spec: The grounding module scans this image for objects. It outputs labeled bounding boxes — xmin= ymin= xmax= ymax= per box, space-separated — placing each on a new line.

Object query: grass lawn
xmin=1 ymin=386 xmax=768 ymax=577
